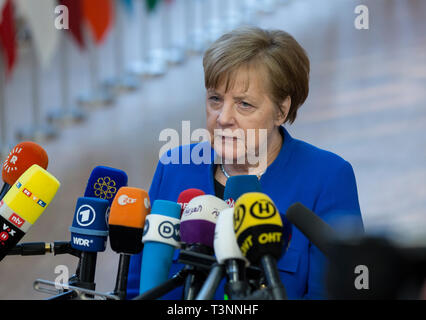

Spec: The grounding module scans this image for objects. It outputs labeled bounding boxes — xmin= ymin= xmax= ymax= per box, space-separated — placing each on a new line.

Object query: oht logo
xmin=354 ymin=265 xmax=369 ymax=290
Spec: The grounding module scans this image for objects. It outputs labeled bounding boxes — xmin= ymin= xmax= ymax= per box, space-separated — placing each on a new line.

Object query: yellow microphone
xmin=233 ymin=192 xmax=289 ymax=299
xmin=0 ymin=164 xmax=60 ymax=261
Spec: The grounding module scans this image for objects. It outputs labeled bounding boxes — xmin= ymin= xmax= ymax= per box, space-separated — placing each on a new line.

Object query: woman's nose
xmin=217 ymin=102 xmax=235 ymax=127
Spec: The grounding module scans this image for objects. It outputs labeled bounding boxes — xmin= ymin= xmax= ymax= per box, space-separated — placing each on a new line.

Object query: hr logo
xmin=354 ymin=265 xmax=369 ymax=290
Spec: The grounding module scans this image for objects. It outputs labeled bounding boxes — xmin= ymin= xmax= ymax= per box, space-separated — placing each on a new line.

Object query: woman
xmin=127 ymin=26 xmax=363 ymax=300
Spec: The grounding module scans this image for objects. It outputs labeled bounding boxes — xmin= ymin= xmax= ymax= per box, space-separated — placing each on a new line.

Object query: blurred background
xmin=0 ymin=0 xmax=425 ymax=299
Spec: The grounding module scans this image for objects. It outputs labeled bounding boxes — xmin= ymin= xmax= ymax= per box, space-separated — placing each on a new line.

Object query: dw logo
xmin=158 ymin=221 xmax=180 ymax=241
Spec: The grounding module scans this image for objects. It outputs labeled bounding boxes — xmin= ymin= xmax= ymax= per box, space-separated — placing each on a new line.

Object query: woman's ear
xmin=275 ymin=96 xmax=291 ymax=126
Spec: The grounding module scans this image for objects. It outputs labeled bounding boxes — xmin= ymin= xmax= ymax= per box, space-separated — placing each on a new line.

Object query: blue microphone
xmin=223 ymin=175 xmax=262 ymax=207
xmin=69 ymin=197 xmax=109 ymax=253
xmin=139 ymin=200 xmax=181 ymax=296
xmin=84 ymin=166 xmax=128 ymax=206
xmin=69 ymin=196 xmax=109 ymax=291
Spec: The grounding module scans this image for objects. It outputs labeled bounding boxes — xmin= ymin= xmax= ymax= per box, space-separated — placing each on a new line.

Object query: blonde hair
xmin=203 ymin=26 xmax=310 ymax=124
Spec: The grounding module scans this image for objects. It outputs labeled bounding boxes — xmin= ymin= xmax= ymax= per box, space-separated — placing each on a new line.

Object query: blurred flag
xmin=82 ymin=0 xmax=113 ymax=45
xmin=60 ymin=0 xmax=85 ymax=49
xmin=0 ymin=0 xmax=17 ymax=75
xmin=15 ymin=0 xmax=60 ymax=68
xmin=146 ymin=0 xmax=161 ymax=12
xmin=120 ymin=0 xmax=134 ymax=15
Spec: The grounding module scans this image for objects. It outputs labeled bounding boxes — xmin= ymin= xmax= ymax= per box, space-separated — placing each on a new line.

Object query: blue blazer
xmin=127 ymin=126 xmax=364 ymax=300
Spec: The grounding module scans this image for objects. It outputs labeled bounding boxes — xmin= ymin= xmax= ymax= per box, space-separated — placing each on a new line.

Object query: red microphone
xmin=177 ymin=188 xmax=205 ymax=216
xmin=1 ymin=142 xmax=48 ymax=200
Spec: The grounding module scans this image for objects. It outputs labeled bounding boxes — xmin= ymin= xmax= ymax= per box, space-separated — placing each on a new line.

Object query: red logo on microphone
xmin=9 ymin=213 xmax=25 ymax=228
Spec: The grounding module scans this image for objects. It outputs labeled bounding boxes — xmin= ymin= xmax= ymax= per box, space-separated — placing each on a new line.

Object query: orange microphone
xmin=108 ymin=187 xmax=151 ymax=299
xmin=1 ymin=142 xmax=48 ymax=200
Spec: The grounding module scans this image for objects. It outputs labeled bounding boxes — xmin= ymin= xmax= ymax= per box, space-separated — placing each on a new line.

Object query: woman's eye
xmin=208 ymin=96 xmax=220 ymax=103
xmin=239 ymin=101 xmax=253 ymax=109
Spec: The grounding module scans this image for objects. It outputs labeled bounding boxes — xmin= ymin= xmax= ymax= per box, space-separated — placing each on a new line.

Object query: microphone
xmin=180 ymin=194 xmax=229 ymax=299
xmin=69 ymin=196 xmax=109 ymax=290
xmin=223 ymin=175 xmax=262 ymax=207
xmin=1 ymin=142 xmax=49 ymax=200
xmin=0 ymin=164 xmax=60 ymax=261
xmin=177 ymin=188 xmax=205 ymax=215
xmin=211 ymin=207 xmax=250 ymax=300
xmin=285 ymin=202 xmax=337 ymax=257
xmin=233 ymin=192 xmax=292 ymax=300
xmin=139 ymin=200 xmax=181 ymax=296
xmin=108 ymin=187 xmax=150 ymax=299
xmin=84 ymin=165 xmax=128 ymax=206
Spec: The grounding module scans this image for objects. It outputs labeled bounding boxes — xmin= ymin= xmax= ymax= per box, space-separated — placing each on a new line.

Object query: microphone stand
xmin=112 ymin=254 xmax=131 ymax=300
xmin=195 ymin=263 xmax=224 ymax=300
xmin=133 ymin=268 xmax=190 ymax=300
xmin=133 ymin=249 xmax=263 ymax=300
xmin=260 ymin=255 xmax=287 ymax=300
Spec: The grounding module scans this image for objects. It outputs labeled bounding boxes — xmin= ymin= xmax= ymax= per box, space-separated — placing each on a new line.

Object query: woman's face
xmin=206 ymin=66 xmax=286 ymax=165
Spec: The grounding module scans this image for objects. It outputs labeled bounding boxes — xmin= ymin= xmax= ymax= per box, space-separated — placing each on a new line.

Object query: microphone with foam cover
xmin=234 ymin=192 xmax=291 ymax=300
xmin=180 ymin=195 xmax=229 ymax=299
xmin=0 ymin=164 xmax=60 ymax=261
xmin=180 ymin=195 xmax=229 ymax=249
xmin=84 ymin=166 xmax=128 ymax=206
xmin=223 ymin=175 xmax=262 ymax=207
xmin=212 ymin=207 xmax=250 ymax=299
xmin=285 ymin=202 xmax=337 ymax=257
xmin=1 ymin=142 xmax=49 ymax=200
xmin=69 ymin=196 xmax=109 ymax=290
xmin=177 ymin=188 xmax=205 ymax=215
xmin=109 ymin=187 xmax=151 ymax=299
xmin=109 ymin=187 xmax=150 ymax=254
xmin=139 ymin=200 xmax=181 ymax=296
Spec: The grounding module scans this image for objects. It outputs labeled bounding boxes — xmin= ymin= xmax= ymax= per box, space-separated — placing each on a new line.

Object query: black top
xmin=214 ymin=175 xmax=225 ymax=200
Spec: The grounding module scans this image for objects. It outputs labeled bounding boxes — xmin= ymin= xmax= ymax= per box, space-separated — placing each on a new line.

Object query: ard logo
xmin=233 ymin=204 xmax=246 ymax=233
xmin=250 ymin=199 xmax=276 ymax=219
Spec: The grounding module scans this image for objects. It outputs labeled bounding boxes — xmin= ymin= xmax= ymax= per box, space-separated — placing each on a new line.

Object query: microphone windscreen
xmin=177 ymin=188 xmax=205 ymax=215
xmin=139 ymin=200 xmax=181 ymax=294
xmin=0 ymin=165 xmax=59 ymax=261
xmin=84 ymin=166 xmax=128 ymax=206
xmin=2 ymin=164 xmax=60 ymax=226
xmin=108 ymin=187 xmax=151 ymax=254
xmin=180 ymin=195 xmax=228 ymax=248
xmin=2 ymin=142 xmax=48 ymax=186
xmin=223 ymin=175 xmax=261 ymax=207
xmin=233 ymin=192 xmax=286 ymax=264
xmin=214 ymin=207 xmax=248 ymax=265
xmin=285 ymin=202 xmax=336 ymax=256
xmin=69 ymin=197 xmax=109 ymax=252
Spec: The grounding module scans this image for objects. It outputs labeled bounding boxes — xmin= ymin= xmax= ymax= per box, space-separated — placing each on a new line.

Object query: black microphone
xmin=6 ymin=241 xmax=79 ymax=257
xmin=108 ymin=187 xmax=150 ymax=299
xmin=285 ymin=202 xmax=338 ymax=257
